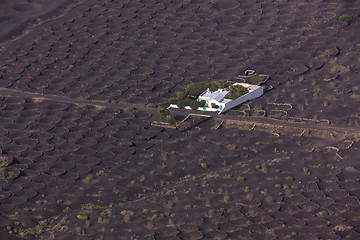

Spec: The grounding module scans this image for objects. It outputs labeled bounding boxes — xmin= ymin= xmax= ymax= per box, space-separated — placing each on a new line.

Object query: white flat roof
xmin=200 ymin=89 xmax=229 ymax=102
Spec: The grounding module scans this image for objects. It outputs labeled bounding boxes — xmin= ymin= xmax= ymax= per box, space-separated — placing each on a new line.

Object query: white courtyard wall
xmin=219 ymin=87 xmax=263 ymax=114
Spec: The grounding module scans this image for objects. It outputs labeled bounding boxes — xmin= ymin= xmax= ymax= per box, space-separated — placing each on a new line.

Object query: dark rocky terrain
xmin=0 ymin=0 xmax=360 ymax=239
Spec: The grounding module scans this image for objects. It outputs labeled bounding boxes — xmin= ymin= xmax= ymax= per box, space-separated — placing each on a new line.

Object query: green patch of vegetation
xmin=167 ymin=116 xmax=175 ymax=125
xmin=317 ymin=211 xmax=328 ymax=218
xmin=56 ymin=200 xmax=63 ymax=205
xmin=200 ymin=162 xmax=208 ymax=169
xmin=39 ymin=220 xmax=49 ymax=226
xmin=124 ymin=106 xmax=135 ymax=113
xmin=285 ymin=176 xmax=294 ymax=181
xmin=339 ymin=14 xmax=352 ymax=22
xmin=236 ymin=176 xmax=246 ymax=182
xmin=77 ymin=214 xmax=89 ymax=220
xmin=165 ymin=189 xmax=176 ymax=195
xmin=0 ymin=161 xmax=9 ymax=167
xmin=145 ymin=103 xmax=157 ymax=108
xmin=19 ymin=225 xmax=45 ymax=236
xmin=184 ymin=81 xmax=220 ymax=98
xmin=158 ymin=108 xmax=170 ymax=118
xmin=0 ymin=169 xmax=17 ymax=179
xmin=11 ymin=212 xmax=19 ymax=219
xmin=249 ymin=75 xmax=267 ymax=85
xmin=98 ymin=218 xmax=110 ymax=225
xmin=176 ymin=121 xmax=192 ymax=131
xmin=136 ymin=136 xmax=147 ymax=141
xmin=170 ymin=98 xmax=206 ymax=110
xmin=151 ymin=214 xmax=158 ymax=220
xmin=330 ymin=65 xmax=350 ymax=75
xmin=184 ymin=205 xmax=193 ymax=210
xmin=318 ymin=49 xmax=333 ymax=58
xmin=283 ymin=184 xmax=290 ymax=189
xmin=96 ymin=170 xmax=105 ymax=176
xmin=225 ymin=85 xmax=249 ymax=100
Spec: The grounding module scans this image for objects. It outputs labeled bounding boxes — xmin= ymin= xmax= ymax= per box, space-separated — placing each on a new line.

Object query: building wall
xmin=219 ymin=87 xmax=263 ymax=114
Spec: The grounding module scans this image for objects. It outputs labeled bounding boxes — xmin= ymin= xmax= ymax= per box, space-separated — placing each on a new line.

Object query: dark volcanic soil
xmin=0 ymin=0 xmax=360 ymax=239
xmin=0 ymin=0 xmax=84 ymax=43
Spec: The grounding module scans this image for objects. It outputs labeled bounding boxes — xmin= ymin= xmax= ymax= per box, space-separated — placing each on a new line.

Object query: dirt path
xmin=1 ymin=87 xmax=360 ymax=139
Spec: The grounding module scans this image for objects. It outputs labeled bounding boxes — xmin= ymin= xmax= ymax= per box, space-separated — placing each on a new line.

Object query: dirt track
xmin=1 ymin=87 xmax=359 ymax=138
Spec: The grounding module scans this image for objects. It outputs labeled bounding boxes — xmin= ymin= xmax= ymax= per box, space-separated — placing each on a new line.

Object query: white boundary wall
xmin=219 ymin=86 xmax=263 ymax=114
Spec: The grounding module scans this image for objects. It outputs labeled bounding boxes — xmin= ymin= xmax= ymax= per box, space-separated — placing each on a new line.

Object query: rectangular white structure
xmin=198 ymin=83 xmax=263 ymax=114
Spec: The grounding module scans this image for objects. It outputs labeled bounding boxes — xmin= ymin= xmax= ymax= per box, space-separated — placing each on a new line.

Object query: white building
xmin=198 ymin=83 xmax=263 ymax=114
xmin=169 ymin=83 xmax=263 ymax=114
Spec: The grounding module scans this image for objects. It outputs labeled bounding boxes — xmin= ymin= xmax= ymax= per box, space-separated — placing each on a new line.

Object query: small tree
xmin=167 ymin=116 xmax=175 ymax=125
xmin=159 ymin=108 xmax=170 ymax=118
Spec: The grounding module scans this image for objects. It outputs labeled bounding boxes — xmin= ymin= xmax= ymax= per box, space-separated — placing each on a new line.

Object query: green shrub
xmin=316 ymin=211 xmax=328 ymax=218
xmin=339 ymin=14 xmax=352 ymax=21
xmin=159 ymin=108 xmax=170 ymax=118
xmin=146 ymin=103 xmax=157 ymax=108
xmin=167 ymin=116 xmax=175 ymax=125
xmin=173 ymin=99 xmax=205 ymax=109
xmin=0 ymin=161 xmax=9 ymax=167
xmin=77 ymin=214 xmax=88 ymax=220
xmin=184 ymin=205 xmax=193 ymax=210
xmin=169 ymin=98 xmax=178 ymax=104
xmin=200 ymin=163 xmax=208 ymax=169
xmin=176 ymin=91 xmax=187 ymax=100
xmin=225 ymin=85 xmax=249 ymax=100
xmin=175 ymin=99 xmax=187 ymax=109
xmin=285 ymin=176 xmax=294 ymax=181
xmin=185 ymin=82 xmax=218 ymax=98
xmin=124 ymin=106 xmax=135 ymax=113
xmin=236 ymin=176 xmax=246 ymax=182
